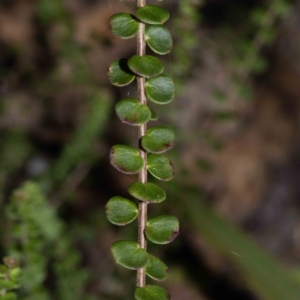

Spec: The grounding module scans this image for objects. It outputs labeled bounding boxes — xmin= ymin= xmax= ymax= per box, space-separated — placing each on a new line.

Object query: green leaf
xmin=106 ymin=196 xmax=138 ymax=225
xmin=150 ymin=109 xmax=158 ymax=121
xmin=116 ymin=99 xmax=151 ymax=126
xmin=145 ymin=215 xmax=179 ymax=244
xmin=135 ymin=285 xmax=170 ymax=300
xmin=111 ymin=241 xmax=149 ymax=270
xmin=108 ymin=59 xmax=136 ymax=87
xmin=8 ymin=268 xmax=21 ymax=281
xmin=128 ymin=182 xmax=166 ymax=203
xmin=142 ymin=126 xmax=175 ymax=153
xmin=110 ymin=145 xmax=144 ymax=174
xmin=136 ymin=5 xmax=170 ymax=24
xmin=146 ymin=75 xmax=175 ymax=105
xmin=145 ymin=25 xmax=173 ymax=55
xmin=147 ymin=154 xmax=174 ymax=181
xmin=110 ymin=13 xmax=139 ymax=38
xmin=0 ymin=293 xmax=17 ymax=300
xmin=0 ymin=279 xmax=19 ymax=290
xmin=128 ymin=55 xmax=164 ymax=78
xmin=146 ymin=255 xmax=168 ymax=281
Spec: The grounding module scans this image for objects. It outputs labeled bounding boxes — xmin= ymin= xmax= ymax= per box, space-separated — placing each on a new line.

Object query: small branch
xmin=137 ymin=0 xmax=147 ymax=288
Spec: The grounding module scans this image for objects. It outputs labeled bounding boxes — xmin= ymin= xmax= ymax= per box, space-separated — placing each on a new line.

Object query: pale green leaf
xmin=128 ymin=55 xmax=164 ymax=78
xmin=110 ymin=13 xmax=139 ymax=38
xmin=128 ymin=182 xmax=166 ymax=203
xmin=136 ymin=5 xmax=170 ymax=24
xmin=146 ymin=255 xmax=169 ymax=281
xmin=147 ymin=154 xmax=174 ymax=181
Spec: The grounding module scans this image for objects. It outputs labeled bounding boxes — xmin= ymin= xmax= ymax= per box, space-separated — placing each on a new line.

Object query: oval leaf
xmin=142 ymin=126 xmax=175 ymax=153
xmin=110 ymin=145 xmax=144 ymax=174
xmin=128 ymin=55 xmax=164 ymax=78
xmin=146 ymin=255 xmax=169 ymax=281
xmin=111 ymin=241 xmax=149 ymax=270
xmin=136 ymin=5 xmax=170 ymax=24
xmin=110 ymin=13 xmax=139 ymax=38
xmin=145 ymin=25 xmax=173 ymax=55
xmin=128 ymin=182 xmax=166 ymax=203
xmin=146 ymin=75 xmax=175 ymax=105
xmin=116 ymin=99 xmax=151 ymax=126
xmin=106 ymin=196 xmax=138 ymax=226
xmin=147 ymin=154 xmax=174 ymax=181
xmin=150 ymin=109 xmax=158 ymax=121
xmin=135 ymin=285 xmax=170 ymax=300
xmin=145 ymin=215 xmax=179 ymax=244
xmin=108 ymin=59 xmax=136 ymax=87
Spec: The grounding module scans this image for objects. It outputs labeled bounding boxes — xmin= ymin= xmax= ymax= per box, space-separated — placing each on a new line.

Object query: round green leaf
xmin=128 ymin=55 xmax=164 ymax=78
xmin=145 ymin=25 xmax=173 ymax=55
xmin=111 ymin=241 xmax=149 ymax=270
xmin=128 ymin=182 xmax=166 ymax=203
xmin=110 ymin=145 xmax=144 ymax=174
xmin=146 ymin=255 xmax=169 ymax=281
xmin=135 ymin=285 xmax=170 ymax=300
xmin=106 ymin=196 xmax=138 ymax=226
xmin=147 ymin=154 xmax=174 ymax=181
xmin=142 ymin=126 xmax=175 ymax=153
xmin=0 ymin=292 xmax=17 ymax=300
xmin=146 ymin=75 xmax=175 ymax=105
xmin=116 ymin=99 xmax=151 ymax=126
xmin=110 ymin=13 xmax=139 ymax=38
xmin=136 ymin=5 xmax=170 ymax=24
xmin=108 ymin=59 xmax=136 ymax=87
xmin=145 ymin=215 xmax=179 ymax=244
xmin=150 ymin=109 xmax=158 ymax=121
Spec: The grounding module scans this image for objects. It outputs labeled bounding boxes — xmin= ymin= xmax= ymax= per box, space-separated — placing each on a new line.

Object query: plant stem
xmin=137 ymin=0 xmax=147 ymax=288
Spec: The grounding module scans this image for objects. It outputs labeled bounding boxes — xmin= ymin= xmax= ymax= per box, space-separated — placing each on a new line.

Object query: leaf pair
xmin=110 ymin=5 xmax=172 ymax=55
xmin=108 ymin=59 xmax=175 ymax=104
xmin=110 ymin=144 xmax=174 ymax=181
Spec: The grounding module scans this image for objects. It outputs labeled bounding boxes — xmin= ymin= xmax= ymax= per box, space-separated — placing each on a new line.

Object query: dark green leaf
xmin=145 ymin=215 xmax=179 ymax=244
xmin=146 ymin=75 xmax=175 ymax=105
xmin=110 ymin=145 xmax=144 ymax=174
xmin=135 ymin=285 xmax=170 ymax=300
xmin=111 ymin=241 xmax=149 ymax=270
xmin=116 ymin=99 xmax=151 ymax=126
xmin=142 ymin=126 xmax=175 ymax=153
xmin=110 ymin=13 xmax=139 ymax=38
xmin=150 ymin=109 xmax=158 ymax=121
xmin=128 ymin=182 xmax=166 ymax=203
xmin=147 ymin=154 xmax=174 ymax=181
xmin=108 ymin=59 xmax=136 ymax=87
xmin=128 ymin=55 xmax=164 ymax=78
xmin=0 ymin=292 xmax=17 ymax=300
xmin=136 ymin=5 xmax=170 ymax=24
xmin=106 ymin=196 xmax=138 ymax=225
xmin=145 ymin=25 xmax=173 ymax=55
xmin=146 ymin=255 xmax=169 ymax=281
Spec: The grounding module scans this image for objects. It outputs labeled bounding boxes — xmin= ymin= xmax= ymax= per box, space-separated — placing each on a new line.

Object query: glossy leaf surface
xmin=135 ymin=285 xmax=170 ymax=300
xmin=108 ymin=59 xmax=136 ymax=87
xmin=145 ymin=25 xmax=173 ymax=55
xmin=146 ymin=255 xmax=169 ymax=281
xmin=128 ymin=55 xmax=164 ymax=78
xmin=110 ymin=13 xmax=139 ymax=38
xmin=116 ymin=99 xmax=151 ymax=126
xmin=142 ymin=126 xmax=175 ymax=153
xmin=128 ymin=182 xmax=166 ymax=203
xmin=111 ymin=241 xmax=149 ymax=270
xmin=147 ymin=154 xmax=174 ymax=181
xmin=110 ymin=145 xmax=144 ymax=174
xmin=146 ymin=75 xmax=175 ymax=105
xmin=106 ymin=196 xmax=138 ymax=225
xmin=145 ymin=215 xmax=179 ymax=244
xmin=136 ymin=5 xmax=170 ymax=24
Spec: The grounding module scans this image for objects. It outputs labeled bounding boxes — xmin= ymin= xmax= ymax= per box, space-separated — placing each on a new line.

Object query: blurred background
xmin=1 ymin=0 xmax=300 ymax=299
